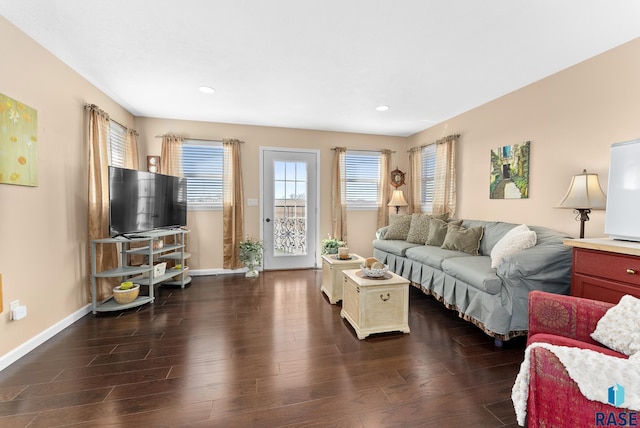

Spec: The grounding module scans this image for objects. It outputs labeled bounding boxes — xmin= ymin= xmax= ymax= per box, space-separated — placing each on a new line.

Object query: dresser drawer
xmin=572 ymin=273 xmax=639 ymax=304
xmin=574 ymin=248 xmax=640 ymax=286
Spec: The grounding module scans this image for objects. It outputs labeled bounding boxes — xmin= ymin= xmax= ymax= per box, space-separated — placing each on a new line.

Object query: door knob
xmin=265 ymin=218 xmax=271 ymax=222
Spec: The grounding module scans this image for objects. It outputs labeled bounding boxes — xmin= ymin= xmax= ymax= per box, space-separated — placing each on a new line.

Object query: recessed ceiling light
xmin=375 ymin=105 xmax=390 ymax=112
xmin=199 ymin=86 xmax=216 ymax=94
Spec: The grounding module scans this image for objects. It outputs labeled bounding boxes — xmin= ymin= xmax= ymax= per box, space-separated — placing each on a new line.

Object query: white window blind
xmin=108 ymin=121 xmax=126 ymax=168
xmin=182 ymin=140 xmax=223 ymax=210
xmin=421 ymin=144 xmax=436 ymax=212
xmin=345 ymin=151 xmax=380 ymax=209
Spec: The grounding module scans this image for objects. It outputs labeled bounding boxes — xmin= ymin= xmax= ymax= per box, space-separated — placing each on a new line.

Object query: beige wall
xmin=135 ymin=118 xmax=407 ymax=270
xmin=408 ymin=37 xmax=640 ymax=238
xmin=0 ymin=17 xmax=135 ymax=358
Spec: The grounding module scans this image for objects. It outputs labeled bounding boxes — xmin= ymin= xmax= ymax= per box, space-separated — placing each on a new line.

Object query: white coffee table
xmin=321 ymin=253 xmax=364 ymax=304
xmin=340 ymin=268 xmax=410 ymax=339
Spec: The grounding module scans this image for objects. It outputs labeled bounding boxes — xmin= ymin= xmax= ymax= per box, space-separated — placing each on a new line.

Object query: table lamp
xmin=556 ymin=169 xmax=607 ymax=238
xmin=388 ymin=190 xmax=408 ymax=214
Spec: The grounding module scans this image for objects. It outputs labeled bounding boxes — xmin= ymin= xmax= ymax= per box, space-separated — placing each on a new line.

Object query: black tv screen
xmin=108 ymin=166 xmax=187 ymax=236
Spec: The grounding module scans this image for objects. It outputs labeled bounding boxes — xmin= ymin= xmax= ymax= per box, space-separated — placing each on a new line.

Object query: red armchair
xmin=524 ymin=291 xmax=631 ymax=427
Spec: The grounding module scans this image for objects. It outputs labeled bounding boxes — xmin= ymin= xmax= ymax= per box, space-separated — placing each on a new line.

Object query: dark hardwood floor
xmin=0 ymin=270 xmax=526 ymax=427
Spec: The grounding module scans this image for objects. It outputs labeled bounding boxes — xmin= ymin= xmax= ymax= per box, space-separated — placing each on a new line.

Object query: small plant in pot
xmin=321 ymin=235 xmax=346 ymax=255
xmin=239 ymin=237 xmax=264 ymax=278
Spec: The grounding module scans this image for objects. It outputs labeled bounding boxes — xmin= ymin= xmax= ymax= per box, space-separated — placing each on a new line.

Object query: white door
xmin=261 ymin=148 xmax=319 ymax=270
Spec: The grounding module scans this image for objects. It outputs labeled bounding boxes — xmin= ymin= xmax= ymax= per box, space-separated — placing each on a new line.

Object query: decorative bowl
xmin=113 ymin=283 xmax=140 ymax=304
xmin=360 ymin=263 xmax=389 ymax=278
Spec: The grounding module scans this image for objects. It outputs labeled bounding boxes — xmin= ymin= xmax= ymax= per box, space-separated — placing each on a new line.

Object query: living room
xmin=2 ymin=2 xmax=640 ymax=425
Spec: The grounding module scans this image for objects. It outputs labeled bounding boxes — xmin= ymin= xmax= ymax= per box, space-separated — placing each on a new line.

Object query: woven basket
xmin=113 ymin=284 xmax=140 ymax=304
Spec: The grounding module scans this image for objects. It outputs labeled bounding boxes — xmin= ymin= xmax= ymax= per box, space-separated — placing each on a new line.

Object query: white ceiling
xmin=2 ymin=1 xmax=640 ymax=137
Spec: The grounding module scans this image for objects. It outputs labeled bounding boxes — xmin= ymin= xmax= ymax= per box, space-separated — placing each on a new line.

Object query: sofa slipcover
xmin=373 ymin=219 xmax=573 ymax=342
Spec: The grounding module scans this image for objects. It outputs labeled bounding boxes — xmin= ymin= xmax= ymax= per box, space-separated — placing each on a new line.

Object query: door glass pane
xmin=274 ymin=161 xmax=285 ymax=180
xmin=273 ymin=161 xmax=307 ymax=256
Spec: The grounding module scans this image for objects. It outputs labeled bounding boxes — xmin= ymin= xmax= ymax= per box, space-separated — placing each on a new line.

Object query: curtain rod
xmin=330 ymin=147 xmax=396 ymax=153
xmin=110 ymin=117 xmax=138 ymax=136
xmin=84 ymin=103 xmax=137 ymax=134
xmin=154 ymin=135 xmax=243 ymax=143
xmin=408 ymin=133 xmax=460 ymax=152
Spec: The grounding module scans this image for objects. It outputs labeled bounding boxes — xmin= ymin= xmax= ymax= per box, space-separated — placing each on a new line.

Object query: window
xmin=421 ymin=144 xmax=436 ymax=212
xmin=108 ymin=120 xmax=126 ymax=167
xmin=345 ymin=151 xmax=380 ymax=209
xmin=182 ymin=140 xmax=223 ymax=210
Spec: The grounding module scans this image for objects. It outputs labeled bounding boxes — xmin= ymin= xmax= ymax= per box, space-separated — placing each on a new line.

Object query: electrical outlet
xmin=13 ymin=305 xmax=27 ymax=320
xmin=10 ymin=300 xmax=19 ymax=320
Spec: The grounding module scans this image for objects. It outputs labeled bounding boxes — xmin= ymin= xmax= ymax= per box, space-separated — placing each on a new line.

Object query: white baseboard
xmin=189 ymin=268 xmax=249 ymax=276
xmin=0 ymin=304 xmax=92 ymax=372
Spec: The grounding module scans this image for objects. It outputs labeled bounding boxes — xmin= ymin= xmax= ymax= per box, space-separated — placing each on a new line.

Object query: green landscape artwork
xmin=490 ymin=141 xmax=530 ymax=199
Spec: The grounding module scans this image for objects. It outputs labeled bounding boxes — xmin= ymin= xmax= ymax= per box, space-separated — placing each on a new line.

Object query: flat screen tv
xmin=108 ymin=166 xmax=187 ymax=237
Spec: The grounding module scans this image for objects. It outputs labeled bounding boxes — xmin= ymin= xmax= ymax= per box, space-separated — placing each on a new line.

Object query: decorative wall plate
xmin=147 ymin=155 xmax=160 ymax=173
xmin=391 ymin=168 xmax=405 ymax=188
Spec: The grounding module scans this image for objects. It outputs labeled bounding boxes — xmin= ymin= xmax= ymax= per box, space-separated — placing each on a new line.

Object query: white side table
xmin=321 ymin=253 xmax=364 ymax=304
xmin=340 ymin=268 xmax=410 ymax=339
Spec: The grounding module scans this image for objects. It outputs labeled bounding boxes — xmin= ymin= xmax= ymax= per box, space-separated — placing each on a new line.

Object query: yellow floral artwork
xmin=0 ymin=93 xmax=38 ymax=186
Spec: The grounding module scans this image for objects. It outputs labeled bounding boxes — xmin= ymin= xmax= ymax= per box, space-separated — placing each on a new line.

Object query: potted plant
xmin=321 ymin=235 xmax=346 ymax=255
xmin=239 ymin=237 xmax=264 ymax=277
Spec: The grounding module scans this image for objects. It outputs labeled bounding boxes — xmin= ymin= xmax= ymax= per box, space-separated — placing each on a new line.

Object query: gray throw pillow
xmin=426 ymin=218 xmax=462 ymax=246
xmin=406 ymin=212 xmax=450 ymax=244
xmin=406 ymin=214 xmax=431 ymax=244
xmin=441 ymin=224 xmax=484 ymax=255
xmin=384 ymin=214 xmax=412 ymax=240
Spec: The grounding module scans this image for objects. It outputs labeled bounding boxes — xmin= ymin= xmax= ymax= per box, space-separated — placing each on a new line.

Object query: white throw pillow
xmin=591 ymin=295 xmax=640 ymax=356
xmin=490 ymin=224 xmax=537 ymax=269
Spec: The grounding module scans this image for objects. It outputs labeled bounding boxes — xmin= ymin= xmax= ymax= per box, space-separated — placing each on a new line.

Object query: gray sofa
xmin=373 ymin=218 xmax=573 ymax=344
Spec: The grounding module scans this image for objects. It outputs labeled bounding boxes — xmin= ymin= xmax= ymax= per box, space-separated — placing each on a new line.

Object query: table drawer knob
xmin=380 ymin=293 xmax=390 ymax=302
xmin=627 ymin=268 xmax=636 ymax=275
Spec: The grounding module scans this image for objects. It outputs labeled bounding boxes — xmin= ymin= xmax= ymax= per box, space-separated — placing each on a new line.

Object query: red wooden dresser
xmin=564 ymin=238 xmax=640 ymax=304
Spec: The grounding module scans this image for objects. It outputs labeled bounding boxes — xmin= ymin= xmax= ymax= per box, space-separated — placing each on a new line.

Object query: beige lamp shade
xmin=388 ymin=190 xmax=408 ymax=207
xmin=557 ymin=169 xmax=607 ymax=209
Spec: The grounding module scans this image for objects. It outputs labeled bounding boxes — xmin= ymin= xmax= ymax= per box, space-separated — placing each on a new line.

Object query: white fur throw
xmin=490 ymin=224 xmax=537 ymax=268
xmin=512 ymin=343 xmax=640 ymax=426
xmin=592 ymin=294 xmax=640 ymax=356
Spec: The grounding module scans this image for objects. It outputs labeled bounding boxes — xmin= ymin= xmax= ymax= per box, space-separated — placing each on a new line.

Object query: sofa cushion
xmin=528 ymin=333 xmax=627 ymax=359
xmin=384 ymin=214 xmax=412 ymax=240
xmin=404 ymin=245 xmax=469 ymax=269
xmin=440 ymin=256 xmax=502 ymax=294
xmin=406 ymin=213 xmax=449 ymax=244
xmin=426 ymin=219 xmax=462 ymax=247
xmin=490 ymin=224 xmax=537 ymax=268
xmin=441 ymin=224 xmax=484 ymax=255
xmin=372 ymin=239 xmax=421 ymax=257
xmin=591 ymin=294 xmax=640 ymax=356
